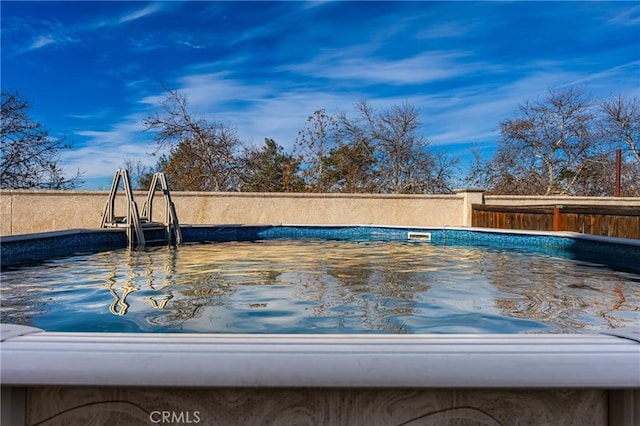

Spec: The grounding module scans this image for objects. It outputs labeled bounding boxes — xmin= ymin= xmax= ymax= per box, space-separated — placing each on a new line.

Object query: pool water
xmin=1 ymin=239 xmax=638 ymax=334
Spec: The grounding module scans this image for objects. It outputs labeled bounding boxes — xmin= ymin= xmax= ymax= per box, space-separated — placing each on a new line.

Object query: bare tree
xmin=294 ymin=109 xmax=339 ymax=192
xmin=143 ymin=89 xmax=241 ymax=191
xmin=122 ymin=158 xmax=154 ymax=190
xmin=469 ymin=89 xmax=640 ymax=196
xmin=487 ymin=87 xmax=600 ymax=195
xmin=1 ymin=91 xmax=82 ymax=189
xmin=600 ymin=94 xmax=640 ymax=164
xmin=575 ymin=151 xmax=640 ymax=196
xmin=339 ymin=101 xmax=455 ymax=194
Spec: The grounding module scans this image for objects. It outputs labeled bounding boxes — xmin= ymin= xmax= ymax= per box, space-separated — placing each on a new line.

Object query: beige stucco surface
xmin=0 ymin=190 xmax=468 ymax=236
xmin=2 ymin=189 xmax=639 ymax=236
xmin=172 ymin=192 xmax=462 ymax=227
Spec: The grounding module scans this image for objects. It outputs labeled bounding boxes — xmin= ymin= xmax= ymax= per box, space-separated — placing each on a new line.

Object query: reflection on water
xmin=1 ymin=240 xmax=638 ymax=334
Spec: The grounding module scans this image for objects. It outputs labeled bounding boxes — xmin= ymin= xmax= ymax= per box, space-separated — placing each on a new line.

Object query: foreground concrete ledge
xmin=1 ymin=324 xmax=638 ymax=388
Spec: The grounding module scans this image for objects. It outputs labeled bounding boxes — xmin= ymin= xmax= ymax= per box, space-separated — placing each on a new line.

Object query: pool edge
xmin=1 ymin=323 xmax=639 ymax=388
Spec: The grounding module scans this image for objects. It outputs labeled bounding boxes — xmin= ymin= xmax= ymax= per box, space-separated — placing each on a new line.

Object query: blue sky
xmin=2 ymin=1 xmax=639 ymax=189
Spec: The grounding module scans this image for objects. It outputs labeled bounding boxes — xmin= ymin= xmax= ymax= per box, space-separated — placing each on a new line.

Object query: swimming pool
xmin=2 ymin=230 xmax=639 ymax=334
xmin=2 ymin=225 xmax=639 ymax=426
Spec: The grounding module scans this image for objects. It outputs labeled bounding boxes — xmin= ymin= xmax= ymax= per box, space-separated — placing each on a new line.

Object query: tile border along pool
xmin=1 ymin=225 xmax=639 ymax=424
xmin=2 ymin=224 xmax=640 ymax=267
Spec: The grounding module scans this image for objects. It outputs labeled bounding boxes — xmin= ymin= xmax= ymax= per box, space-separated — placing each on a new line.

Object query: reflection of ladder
xmin=100 ymin=169 xmax=182 ymax=247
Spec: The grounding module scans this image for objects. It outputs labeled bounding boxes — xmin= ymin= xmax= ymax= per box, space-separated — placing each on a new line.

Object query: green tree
xmin=1 ymin=91 xmax=82 ymax=189
xmin=158 ymin=143 xmax=212 ymax=191
xmin=240 ymin=138 xmax=304 ymax=192
xmin=324 ymin=141 xmax=377 ymax=193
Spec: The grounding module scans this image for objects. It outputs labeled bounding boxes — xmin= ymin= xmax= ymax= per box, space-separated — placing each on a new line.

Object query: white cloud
xmin=119 ymin=3 xmax=164 ymax=24
xmin=559 ymin=60 xmax=640 ymax=96
xmin=26 ymin=30 xmax=78 ymax=51
xmin=66 ymin=113 xmax=158 ymax=180
xmin=230 ymin=91 xmax=359 ymax=148
xmin=138 ymin=71 xmax=353 ymax=150
xmin=66 ymin=71 xmax=283 ymax=181
xmin=29 ymin=35 xmax=56 ymax=50
xmin=61 ymin=141 xmax=157 ymax=179
xmin=178 ymin=73 xmax=272 ymax=110
xmin=281 ymin=49 xmax=489 ymax=85
xmin=416 ymin=66 xmax=625 ymax=147
xmin=608 ymin=5 xmax=640 ymax=26
xmin=19 ymin=3 xmax=165 ymax=53
xmin=90 ymin=2 xmax=166 ymax=29
xmin=416 ymin=20 xmax=479 ymax=40
xmin=174 ymin=39 xmax=204 ymax=49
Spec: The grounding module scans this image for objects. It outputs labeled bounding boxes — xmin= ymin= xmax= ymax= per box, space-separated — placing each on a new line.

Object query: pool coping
xmin=1 ymin=323 xmax=639 ymax=388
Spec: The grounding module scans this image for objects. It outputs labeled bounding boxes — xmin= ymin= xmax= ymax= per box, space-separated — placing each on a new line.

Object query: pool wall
xmin=0 ymin=385 xmax=620 ymax=425
xmin=2 ymin=224 xmax=639 ymax=268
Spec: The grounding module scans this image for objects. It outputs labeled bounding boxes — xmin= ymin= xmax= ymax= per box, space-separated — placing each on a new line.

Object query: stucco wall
xmin=171 ymin=191 xmax=466 ymax=227
xmin=1 ymin=191 xmax=107 ymax=236
xmin=2 ymin=189 xmax=638 ymax=236
xmin=0 ymin=190 xmax=470 ymax=236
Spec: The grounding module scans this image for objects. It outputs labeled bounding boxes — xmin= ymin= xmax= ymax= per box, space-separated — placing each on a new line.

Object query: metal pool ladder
xmin=100 ymin=169 xmax=182 ymax=247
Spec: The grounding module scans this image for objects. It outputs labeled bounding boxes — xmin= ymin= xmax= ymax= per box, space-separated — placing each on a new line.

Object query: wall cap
xmin=453 ymin=188 xmax=486 ymax=193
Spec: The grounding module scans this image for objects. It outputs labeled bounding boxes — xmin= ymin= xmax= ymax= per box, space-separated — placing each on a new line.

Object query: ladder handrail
xmin=101 ymin=169 xmax=181 ymax=247
xmin=141 ymin=173 xmax=159 ymax=221
xmin=141 ymin=172 xmax=182 ymax=245
xmin=100 ymin=169 xmax=124 ymax=228
xmin=100 ymin=169 xmax=145 ymax=247
xmin=158 ymin=173 xmax=182 ymax=245
xmin=129 ymin=199 xmax=145 ymax=247
xmin=169 ymin=200 xmax=182 ymax=244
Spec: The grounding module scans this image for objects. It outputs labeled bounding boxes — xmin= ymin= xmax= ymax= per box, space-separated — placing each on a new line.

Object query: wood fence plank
xmin=471 ymin=204 xmax=640 ymax=239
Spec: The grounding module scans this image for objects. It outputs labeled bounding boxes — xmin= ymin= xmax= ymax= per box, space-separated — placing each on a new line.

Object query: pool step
xmin=100 ymin=169 xmax=182 ymax=248
xmin=143 ymin=238 xmax=173 ymax=245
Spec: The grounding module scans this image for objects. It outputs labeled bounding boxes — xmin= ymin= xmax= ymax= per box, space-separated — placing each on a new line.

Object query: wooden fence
xmin=472 ymin=204 xmax=640 ymax=239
